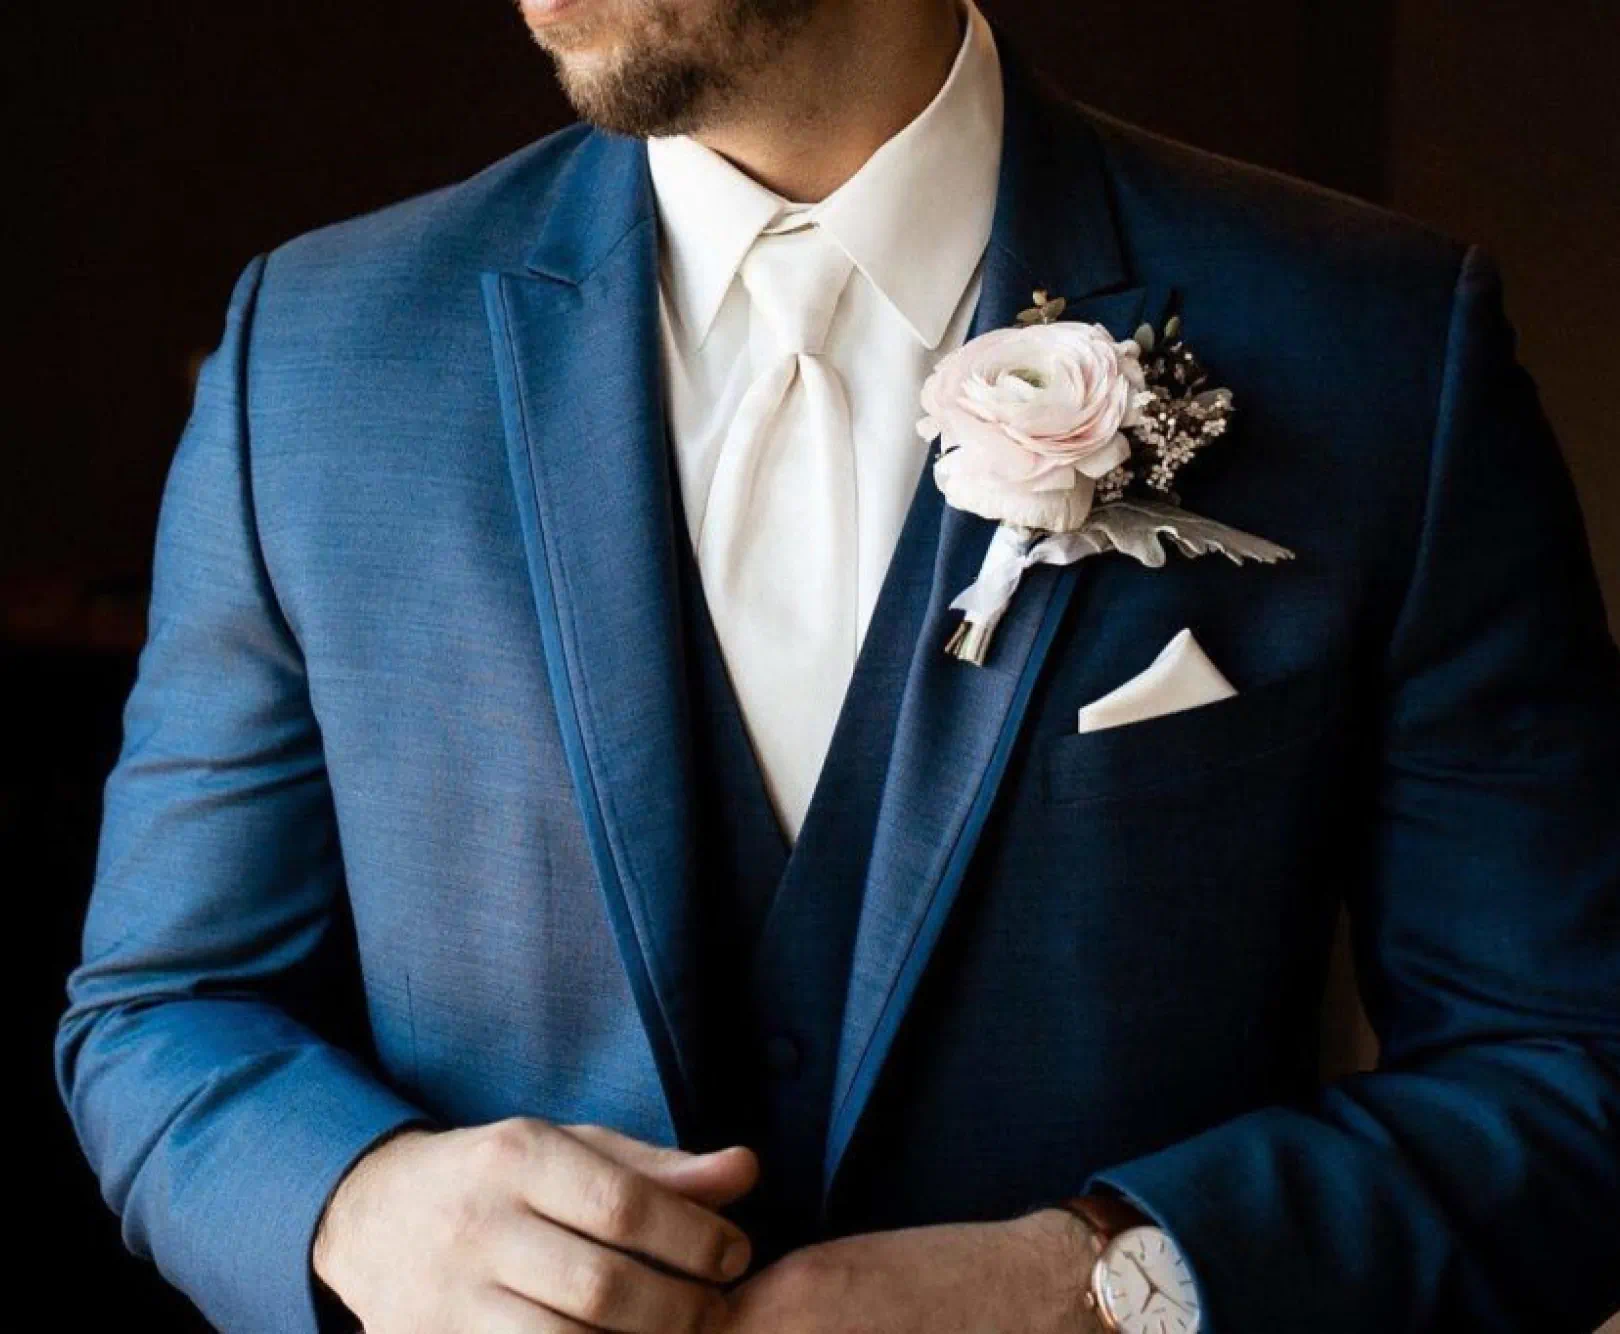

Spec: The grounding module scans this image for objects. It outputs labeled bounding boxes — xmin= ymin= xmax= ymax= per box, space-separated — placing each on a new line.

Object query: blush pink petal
xmin=919 ymin=318 xmax=1146 ymax=530
xmin=934 ymin=451 xmax=1097 ymax=532
xmin=1073 ymin=433 xmax=1132 ymax=479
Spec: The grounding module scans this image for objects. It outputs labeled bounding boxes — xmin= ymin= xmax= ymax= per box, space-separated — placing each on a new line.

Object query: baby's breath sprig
xmin=1105 ymin=314 xmax=1236 ymax=507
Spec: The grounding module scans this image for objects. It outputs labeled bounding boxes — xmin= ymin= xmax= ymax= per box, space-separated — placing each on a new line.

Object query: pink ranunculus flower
xmin=918 ymin=321 xmax=1148 ymax=532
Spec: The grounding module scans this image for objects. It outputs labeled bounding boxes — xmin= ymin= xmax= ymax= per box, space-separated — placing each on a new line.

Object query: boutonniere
xmin=916 ymin=290 xmax=1294 ymax=665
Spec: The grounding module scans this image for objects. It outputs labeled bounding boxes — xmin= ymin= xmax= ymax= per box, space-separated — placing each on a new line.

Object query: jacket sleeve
xmin=54 ymin=255 xmax=433 ymax=1334
xmin=1085 ymin=245 xmax=1620 ymax=1332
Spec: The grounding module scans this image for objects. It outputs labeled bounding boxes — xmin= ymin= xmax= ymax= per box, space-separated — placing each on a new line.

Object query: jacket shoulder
xmin=1072 ymin=100 xmax=1469 ymax=298
xmin=258 ymin=120 xmax=596 ymax=291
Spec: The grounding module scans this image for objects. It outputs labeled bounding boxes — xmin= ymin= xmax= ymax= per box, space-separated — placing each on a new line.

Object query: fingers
xmin=561 ymin=1126 xmax=759 ymax=1209
xmin=491 ymin=1209 xmax=729 ymax=1334
xmin=654 ymin=1147 xmax=760 ymax=1211
xmin=556 ymin=1123 xmax=702 ymax=1175
xmin=480 ymin=1284 xmax=598 ymax=1334
xmin=500 ymin=1121 xmax=753 ymax=1284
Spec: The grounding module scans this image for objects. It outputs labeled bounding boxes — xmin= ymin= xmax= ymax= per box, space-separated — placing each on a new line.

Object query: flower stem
xmin=944 ymin=618 xmax=993 ymax=666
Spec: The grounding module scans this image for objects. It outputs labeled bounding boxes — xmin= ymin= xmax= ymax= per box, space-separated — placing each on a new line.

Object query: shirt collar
xmin=645 ymin=0 xmax=1004 ymax=351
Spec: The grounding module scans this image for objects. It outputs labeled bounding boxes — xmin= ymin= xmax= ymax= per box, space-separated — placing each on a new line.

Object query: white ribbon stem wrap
xmin=945 ymin=524 xmax=1097 ymax=666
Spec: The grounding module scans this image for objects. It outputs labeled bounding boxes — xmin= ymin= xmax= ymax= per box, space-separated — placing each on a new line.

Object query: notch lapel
xmin=823 ymin=43 xmax=1165 ymax=1199
xmin=483 ymin=130 xmax=711 ymax=1146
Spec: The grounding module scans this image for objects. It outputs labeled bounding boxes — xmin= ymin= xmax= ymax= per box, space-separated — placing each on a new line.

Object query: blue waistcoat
xmin=671 ymin=433 xmax=943 ymax=1265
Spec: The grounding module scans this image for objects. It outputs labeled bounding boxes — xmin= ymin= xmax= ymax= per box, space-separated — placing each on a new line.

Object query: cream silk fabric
xmin=695 ymin=223 xmax=858 ymax=840
xmin=1076 ymin=628 xmax=1238 ymax=733
xmin=646 ymin=0 xmax=1003 ymax=839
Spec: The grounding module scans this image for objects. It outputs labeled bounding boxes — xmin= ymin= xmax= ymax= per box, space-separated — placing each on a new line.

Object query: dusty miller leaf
xmin=1055 ymin=499 xmax=1295 ymax=570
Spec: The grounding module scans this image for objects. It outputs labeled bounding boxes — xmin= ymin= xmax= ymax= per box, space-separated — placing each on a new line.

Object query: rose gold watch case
xmin=1086 ymin=1230 xmax=1158 ymax=1332
xmin=1061 ymin=1193 xmax=1161 ymax=1332
xmin=1084 ymin=1257 xmax=1125 ymax=1331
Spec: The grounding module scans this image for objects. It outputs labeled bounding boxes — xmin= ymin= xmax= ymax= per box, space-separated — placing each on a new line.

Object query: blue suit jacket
xmin=56 ymin=31 xmax=1620 ymax=1334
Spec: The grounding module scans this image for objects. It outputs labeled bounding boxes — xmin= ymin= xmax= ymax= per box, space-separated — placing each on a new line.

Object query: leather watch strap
xmin=1058 ymin=1191 xmax=1151 ymax=1248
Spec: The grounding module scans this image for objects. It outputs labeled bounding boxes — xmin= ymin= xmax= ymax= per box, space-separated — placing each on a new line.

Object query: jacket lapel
xmin=823 ymin=42 xmax=1162 ymax=1198
xmin=483 ymin=130 xmax=712 ymax=1146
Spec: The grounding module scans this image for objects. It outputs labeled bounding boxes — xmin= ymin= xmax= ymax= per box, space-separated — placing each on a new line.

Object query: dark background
xmin=10 ymin=1 xmax=1617 ymax=1329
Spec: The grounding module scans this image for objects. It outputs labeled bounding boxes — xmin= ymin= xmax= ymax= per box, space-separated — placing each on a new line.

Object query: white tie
xmin=696 ymin=220 xmax=857 ymax=842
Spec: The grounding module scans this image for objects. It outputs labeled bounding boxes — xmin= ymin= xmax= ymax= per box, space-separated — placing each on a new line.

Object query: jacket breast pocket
xmin=1042 ymin=664 xmax=1348 ymax=806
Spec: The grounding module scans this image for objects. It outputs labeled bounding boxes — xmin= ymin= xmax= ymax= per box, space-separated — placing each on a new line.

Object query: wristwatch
xmin=1058 ymin=1193 xmax=1202 ymax=1333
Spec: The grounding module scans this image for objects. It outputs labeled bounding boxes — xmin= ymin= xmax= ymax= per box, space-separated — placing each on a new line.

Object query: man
xmin=55 ymin=0 xmax=1620 ymax=1330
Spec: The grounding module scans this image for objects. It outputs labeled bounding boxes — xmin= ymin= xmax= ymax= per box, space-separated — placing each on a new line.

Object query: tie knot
xmin=738 ymin=222 xmax=854 ymax=361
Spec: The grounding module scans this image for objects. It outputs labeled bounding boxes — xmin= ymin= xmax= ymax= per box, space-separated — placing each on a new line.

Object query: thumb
xmin=651 ymin=1143 xmax=760 ymax=1209
xmin=557 ymin=1124 xmax=760 ymax=1207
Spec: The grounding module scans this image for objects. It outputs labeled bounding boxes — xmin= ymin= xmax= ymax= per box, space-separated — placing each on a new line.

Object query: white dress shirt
xmin=646 ymin=0 xmax=1003 ymax=837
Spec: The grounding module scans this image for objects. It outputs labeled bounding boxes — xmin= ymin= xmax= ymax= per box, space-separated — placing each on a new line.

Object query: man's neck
xmin=692 ymin=0 xmax=964 ymax=204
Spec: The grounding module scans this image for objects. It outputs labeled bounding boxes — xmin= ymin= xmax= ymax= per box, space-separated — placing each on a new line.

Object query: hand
xmin=717 ymin=1207 xmax=1100 ymax=1334
xmin=313 ymin=1118 xmax=759 ymax=1333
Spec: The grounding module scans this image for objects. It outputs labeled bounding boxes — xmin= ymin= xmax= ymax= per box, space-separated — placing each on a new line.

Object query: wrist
xmin=1012 ymin=1206 xmax=1111 ymax=1333
xmin=312 ymin=1124 xmax=436 ymax=1295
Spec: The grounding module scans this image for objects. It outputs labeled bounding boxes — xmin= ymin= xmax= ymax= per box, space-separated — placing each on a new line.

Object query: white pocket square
xmin=1077 ymin=627 xmax=1237 ymax=733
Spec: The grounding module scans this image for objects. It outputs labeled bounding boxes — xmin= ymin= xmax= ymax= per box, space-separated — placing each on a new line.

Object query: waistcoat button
xmin=763 ymin=1034 xmax=802 ymax=1077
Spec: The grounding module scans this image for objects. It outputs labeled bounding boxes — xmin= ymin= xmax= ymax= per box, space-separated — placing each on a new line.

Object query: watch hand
xmin=1125 ymin=1253 xmax=1161 ymax=1297
xmin=1127 ymin=1254 xmax=1198 ymax=1322
xmin=1152 ymin=1288 xmax=1192 ymax=1316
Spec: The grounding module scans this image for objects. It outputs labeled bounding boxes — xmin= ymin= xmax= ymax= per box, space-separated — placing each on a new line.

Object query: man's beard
xmin=525 ymin=0 xmax=820 ymax=139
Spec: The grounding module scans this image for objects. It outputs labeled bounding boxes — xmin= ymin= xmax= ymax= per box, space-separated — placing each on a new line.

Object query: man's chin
xmin=523 ymin=0 xmax=804 ymax=138
xmin=523 ymin=0 xmax=591 ymax=21
xmin=555 ymin=57 xmax=717 ymax=138
xmin=520 ymin=0 xmax=611 ymax=39
xmin=520 ymin=0 xmax=641 ymax=62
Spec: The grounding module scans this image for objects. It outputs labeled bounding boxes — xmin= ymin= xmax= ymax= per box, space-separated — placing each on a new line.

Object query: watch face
xmin=1094 ymin=1225 xmax=1201 ymax=1334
